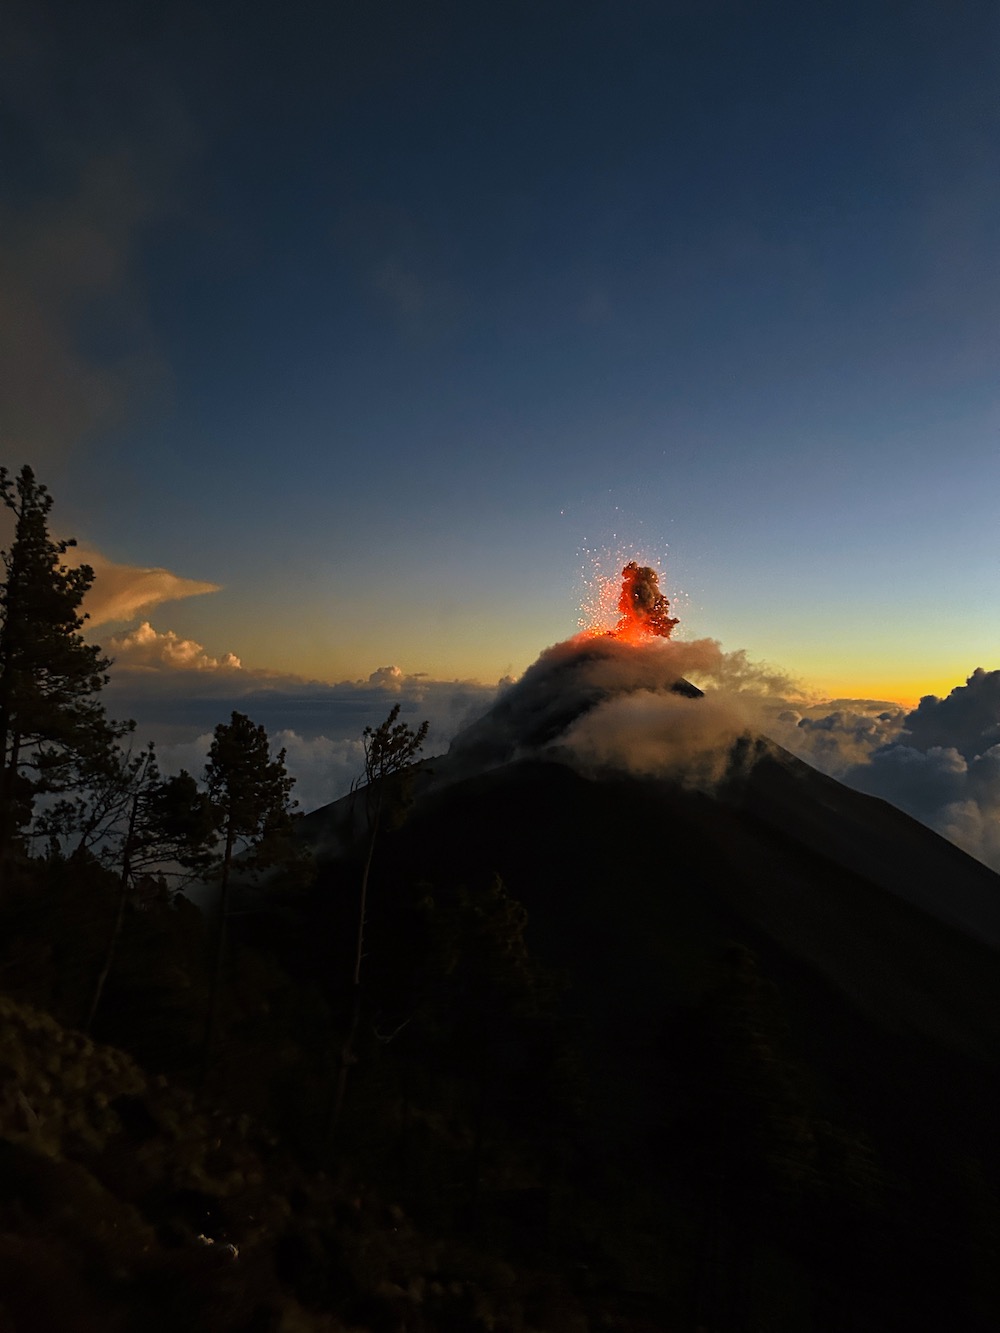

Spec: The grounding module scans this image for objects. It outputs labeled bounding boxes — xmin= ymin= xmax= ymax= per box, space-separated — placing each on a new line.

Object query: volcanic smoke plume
xmin=615 ymin=562 xmax=679 ymax=641
xmin=448 ymin=560 xmax=725 ymax=775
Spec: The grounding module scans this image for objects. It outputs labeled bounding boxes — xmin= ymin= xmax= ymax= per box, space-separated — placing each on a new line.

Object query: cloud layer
xmin=740 ymin=671 xmax=1000 ymax=870
xmin=840 ymin=670 xmax=1000 ymax=872
xmin=103 ymin=621 xmax=500 ymax=812
xmin=96 ymin=612 xmax=1000 ymax=874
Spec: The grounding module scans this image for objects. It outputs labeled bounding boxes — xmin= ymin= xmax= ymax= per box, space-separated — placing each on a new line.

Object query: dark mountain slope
xmin=295 ymin=645 xmax=1000 ymax=1330
xmin=302 ymin=744 xmax=1000 ymax=1329
xmin=311 ymin=727 xmax=1000 ymax=1058
xmin=371 ymin=753 xmax=1000 ymax=1065
xmin=730 ymin=737 xmax=1000 ymax=951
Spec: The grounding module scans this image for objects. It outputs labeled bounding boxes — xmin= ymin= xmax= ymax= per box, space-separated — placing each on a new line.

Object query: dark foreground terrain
xmin=4 ymin=738 xmax=1000 ymax=1331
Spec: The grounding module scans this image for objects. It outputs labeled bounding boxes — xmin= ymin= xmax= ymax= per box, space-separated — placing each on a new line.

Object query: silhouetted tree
xmin=76 ymin=744 xmax=215 ymax=1032
xmin=34 ymin=743 xmax=148 ymax=864
xmin=202 ymin=711 xmax=298 ymax=1071
xmin=0 ymin=465 xmax=128 ymax=887
xmin=353 ymin=705 xmax=429 ymax=986
xmin=331 ymin=703 xmax=428 ymax=1130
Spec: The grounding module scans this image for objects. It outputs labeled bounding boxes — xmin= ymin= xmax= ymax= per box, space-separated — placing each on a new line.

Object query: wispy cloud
xmin=81 ymin=551 xmax=221 ymax=627
xmin=0 ymin=157 xmax=166 ymax=471
xmin=0 ymin=2 xmax=195 ymax=470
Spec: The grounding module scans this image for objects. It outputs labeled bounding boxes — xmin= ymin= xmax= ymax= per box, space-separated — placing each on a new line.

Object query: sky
xmin=2 ymin=0 xmax=999 ymax=816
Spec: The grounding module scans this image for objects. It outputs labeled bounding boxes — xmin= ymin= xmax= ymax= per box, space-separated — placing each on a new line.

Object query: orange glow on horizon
xmin=803 ymin=673 xmax=945 ymax=712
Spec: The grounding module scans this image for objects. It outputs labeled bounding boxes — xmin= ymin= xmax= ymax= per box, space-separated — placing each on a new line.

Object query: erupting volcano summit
xmin=580 ymin=558 xmax=681 ymax=642
xmin=615 ymin=561 xmax=679 ymax=641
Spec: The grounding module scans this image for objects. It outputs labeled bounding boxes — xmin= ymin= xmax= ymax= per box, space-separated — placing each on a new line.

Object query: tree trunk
xmin=329 ymin=788 xmax=382 ymax=1135
xmin=203 ymin=818 xmax=235 ymax=1079
xmin=85 ymin=786 xmax=141 ymax=1033
xmin=0 ymin=730 xmax=21 ymax=896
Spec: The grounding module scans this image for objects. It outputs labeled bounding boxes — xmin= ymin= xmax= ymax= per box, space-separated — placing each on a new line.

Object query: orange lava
xmin=580 ymin=560 xmax=679 ymax=642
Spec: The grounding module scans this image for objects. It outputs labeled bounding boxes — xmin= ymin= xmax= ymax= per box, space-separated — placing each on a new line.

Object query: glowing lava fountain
xmin=581 ymin=561 xmax=680 ymax=644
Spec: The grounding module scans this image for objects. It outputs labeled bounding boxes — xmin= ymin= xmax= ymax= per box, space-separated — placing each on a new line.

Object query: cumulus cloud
xmin=80 ymin=550 xmax=221 ymax=627
xmin=900 ymin=668 xmax=1000 ymax=759
xmin=762 ymin=700 xmax=906 ymax=777
xmin=551 ymin=648 xmax=1000 ymax=872
xmin=840 ymin=670 xmax=1000 ymax=871
xmin=850 ymin=744 xmax=969 ymax=816
xmin=100 ymin=623 xmax=501 ymax=805
xmin=269 ymin=731 xmax=368 ymax=815
xmin=367 ymin=665 xmax=408 ymax=691
xmin=139 ymin=632 xmax=761 ymax=814
xmin=734 ymin=668 xmax=1000 ymax=871
xmin=106 ymin=622 xmax=242 ymax=671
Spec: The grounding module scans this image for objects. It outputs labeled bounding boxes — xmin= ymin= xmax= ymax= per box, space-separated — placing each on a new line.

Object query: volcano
xmin=306 ymin=630 xmax=1000 ymax=1051
xmin=297 ymin=605 xmax=1000 ymax=1328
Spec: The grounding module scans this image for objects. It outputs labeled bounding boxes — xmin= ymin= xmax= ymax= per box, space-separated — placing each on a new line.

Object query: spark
xmin=577 ymin=547 xmax=679 ymax=643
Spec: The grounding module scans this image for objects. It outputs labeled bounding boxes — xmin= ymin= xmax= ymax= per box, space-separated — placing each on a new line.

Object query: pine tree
xmin=202 ymin=711 xmax=298 ymax=1071
xmin=331 ymin=703 xmax=428 ymax=1131
xmin=37 ymin=741 xmax=213 ymax=880
xmin=68 ymin=744 xmax=216 ymax=1033
xmin=353 ymin=704 xmax=429 ymax=983
xmin=0 ymin=465 xmax=128 ymax=885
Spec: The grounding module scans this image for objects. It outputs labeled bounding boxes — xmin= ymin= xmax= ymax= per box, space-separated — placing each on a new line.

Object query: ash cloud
xmin=0 ymin=157 xmax=165 ymax=469
xmin=449 ymin=633 xmax=758 ymax=785
xmin=560 ymin=687 xmax=749 ymax=790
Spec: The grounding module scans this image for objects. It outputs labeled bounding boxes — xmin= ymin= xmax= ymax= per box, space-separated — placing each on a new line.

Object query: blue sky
xmin=3 ymin=0 xmax=999 ymax=706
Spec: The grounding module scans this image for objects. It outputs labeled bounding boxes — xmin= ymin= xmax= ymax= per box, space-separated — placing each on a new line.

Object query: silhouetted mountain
xmin=297 ymin=646 xmax=1000 ymax=1329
